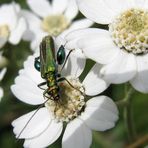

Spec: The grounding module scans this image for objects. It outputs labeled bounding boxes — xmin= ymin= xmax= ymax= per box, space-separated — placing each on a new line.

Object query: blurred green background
xmin=0 ymin=0 xmax=148 ymax=148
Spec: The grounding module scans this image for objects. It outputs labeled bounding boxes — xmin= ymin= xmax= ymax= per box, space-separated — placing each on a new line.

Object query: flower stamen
xmin=109 ymin=9 xmax=148 ymax=54
xmin=41 ymin=14 xmax=70 ymax=36
xmin=45 ymin=76 xmax=85 ymax=122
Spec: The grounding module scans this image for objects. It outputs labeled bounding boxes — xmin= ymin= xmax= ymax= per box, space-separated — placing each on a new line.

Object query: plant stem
xmin=123 ymin=85 xmax=137 ymax=143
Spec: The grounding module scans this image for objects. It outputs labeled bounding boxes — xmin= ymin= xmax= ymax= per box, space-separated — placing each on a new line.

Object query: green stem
xmin=123 ymin=85 xmax=137 ymax=143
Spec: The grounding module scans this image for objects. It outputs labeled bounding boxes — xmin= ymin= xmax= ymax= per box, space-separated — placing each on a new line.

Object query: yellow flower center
xmin=109 ymin=9 xmax=148 ymax=54
xmin=45 ymin=76 xmax=85 ymax=122
xmin=0 ymin=25 xmax=10 ymax=38
xmin=41 ymin=14 xmax=70 ymax=36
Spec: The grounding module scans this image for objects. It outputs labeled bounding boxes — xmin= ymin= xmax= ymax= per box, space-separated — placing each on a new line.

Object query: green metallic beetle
xmin=16 ymin=36 xmax=73 ymax=140
xmin=34 ymin=35 xmax=72 ymax=101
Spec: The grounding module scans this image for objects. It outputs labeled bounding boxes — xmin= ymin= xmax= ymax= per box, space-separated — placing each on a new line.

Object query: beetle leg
xmin=57 ymin=77 xmax=84 ymax=95
xmin=38 ymin=82 xmax=47 ymax=90
xmin=59 ymin=49 xmax=74 ymax=73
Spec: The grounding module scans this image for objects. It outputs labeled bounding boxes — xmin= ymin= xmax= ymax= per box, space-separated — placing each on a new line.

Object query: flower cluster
xmin=0 ymin=0 xmax=147 ymax=148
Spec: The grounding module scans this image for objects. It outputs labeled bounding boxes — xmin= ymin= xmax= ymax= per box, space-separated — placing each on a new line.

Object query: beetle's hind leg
xmin=43 ymin=89 xmax=54 ymax=101
xmin=57 ymin=77 xmax=84 ymax=95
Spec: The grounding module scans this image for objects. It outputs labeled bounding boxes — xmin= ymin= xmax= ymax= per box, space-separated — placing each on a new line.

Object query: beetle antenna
xmin=60 ymin=49 xmax=74 ymax=73
xmin=16 ymin=97 xmax=52 ymax=141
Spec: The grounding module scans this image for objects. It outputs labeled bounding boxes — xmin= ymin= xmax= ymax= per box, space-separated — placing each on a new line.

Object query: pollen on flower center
xmin=45 ymin=76 xmax=85 ymax=122
xmin=109 ymin=9 xmax=148 ymax=54
xmin=0 ymin=25 xmax=10 ymax=38
xmin=41 ymin=14 xmax=70 ymax=36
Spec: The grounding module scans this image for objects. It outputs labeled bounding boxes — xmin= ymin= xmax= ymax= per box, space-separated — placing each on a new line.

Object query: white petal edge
xmin=9 ymin=17 xmax=27 ymax=45
xmin=68 ymin=19 xmax=93 ymax=31
xmin=65 ymin=28 xmax=119 ymax=64
xmin=64 ymin=0 xmax=79 ymax=22
xmin=65 ymin=28 xmax=110 ymax=52
xmin=63 ymin=51 xmax=86 ymax=78
xmin=77 ymin=30 xmax=120 ymax=64
xmin=11 ymin=84 xmax=44 ymax=105
xmin=83 ymin=63 xmax=109 ymax=96
xmin=24 ymin=119 xmax=63 ymax=148
xmin=23 ymin=55 xmax=44 ymax=84
xmin=130 ymin=54 xmax=148 ymax=93
xmin=62 ymin=118 xmax=92 ymax=148
xmin=12 ymin=108 xmax=52 ymax=139
xmin=80 ymin=96 xmax=119 ymax=131
xmin=52 ymin=0 xmax=68 ymax=14
xmin=100 ymin=50 xmax=137 ymax=84
xmin=76 ymin=0 xmax=117 ymax=24
xmin=0 ymin=2 xmax=18 ymax=30
xmin=27 ymin=0 xmax=52 ymax=17
xmin=21 ymin=10 xmax=42 ymax=41
xmin=102 ymin=0 xmax=135 ymax=15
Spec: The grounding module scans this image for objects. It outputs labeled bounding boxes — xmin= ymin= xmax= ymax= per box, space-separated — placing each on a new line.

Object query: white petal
xmin=12 ymin=108 xmax=52 ymax=139
xmin=55 ymin=35 xmax=85 ymax=59
xmin=0 ymin=3 xmax=18 ymax=30
xmin=130 ymin=0 xmax=146 ymax=8
xmin=144 ymin=0 xmax=148 ymax=9
xmin=14 ymin=74 xmax=43 ymax=96
xmin=52 ymin=0 xmax=68 ymax=14
xmin=100 ymin=50 xmax=137 ymax=84
xmin=0 ymin=68 xmax=7 ymax=81
xmin=68 ymin=19 xmax=93 ymax=31
xmin=64 ymin=0 xmax=79 ymax=21
xmin=27 ymin=0 xmax=52 ymax=17
xmin=11 ymin=62 xmax=44 ymax=105
xmin=80 ymin=96 xmax=119 ymax=131
xmin=130 ymin=54 xmax=148 ymax=93
xmin=83 ymin=64 xmax=109 ymax=96
xmin=21 ymin=10 xmax=41 ymax=40
xmin=24 ymin=119 xmax=63 ymax=148
xmin=30 ymin=31 xmax=47 ymax=51
xmin=62 ymin=51 xmax=86 ymax=77
xmin=23 ymin=55 xmax=43 ymax=84
xmin=62 ymin=118 xmax=92 ymax=148
xmin=9 ymin=17 xmax=27 ymax=45
xmin=55 ymin=35 xmax=67 ymax=49
xmin=76 ymin=0 xmax=117 ymax=24
xmin=11 ymin=83 xmax=44 ymax=105
xmin=102 ymin=0 xmax=133 ymax=14
xmin=0 ymin=87 xmax=3 ymax=101
xmin=77 ymin=30 xmax=120 ymax=64
xmin=65 ymin=28 xmax=107 ymax=50
xmin=58 ymin=19 xmax=93 ymax=42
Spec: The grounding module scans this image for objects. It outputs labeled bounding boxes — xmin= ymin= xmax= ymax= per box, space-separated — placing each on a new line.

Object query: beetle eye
xmin=34 ymin=57 xmax=40 ymax=71
xmin=57 ymin=45 xmax=66 ymax=65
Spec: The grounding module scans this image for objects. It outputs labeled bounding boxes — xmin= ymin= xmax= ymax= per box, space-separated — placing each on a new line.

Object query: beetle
xmin=34 ymin=35 xmax=73 ymax=101
xmin=16 ymin=36 xmax=74 ymax=140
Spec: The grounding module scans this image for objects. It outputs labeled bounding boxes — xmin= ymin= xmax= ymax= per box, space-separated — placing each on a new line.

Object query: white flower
xmin=64 ymin=0 xmax=148 ymax=93
xmin=0 ymin=2 xmax=27 ymax=48
xmin=11 ymin=41 xmax=118 ymax=148
xmin=22 ymin=0 xmax=93 ymax=51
